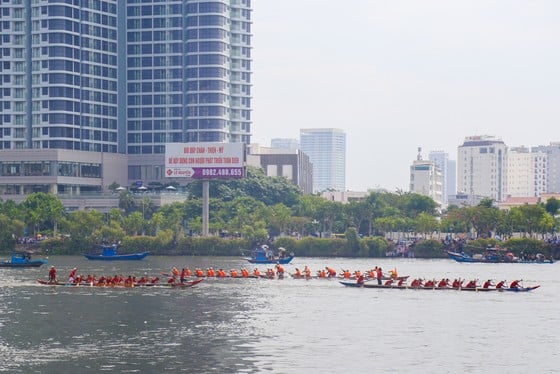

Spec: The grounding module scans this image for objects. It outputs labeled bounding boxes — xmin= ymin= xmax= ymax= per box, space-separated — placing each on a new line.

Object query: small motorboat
xmin=0 ymin=252 xmax=48 ymax=268
xmin=242 ymin=246 xmax=294 ymax=264
xmin=83 ymin=244 xmax=149 ymax=261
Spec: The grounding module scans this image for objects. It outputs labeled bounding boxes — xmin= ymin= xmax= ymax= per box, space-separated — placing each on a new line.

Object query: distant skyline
xmin=251 ymin=1 xmax=560 ymax=192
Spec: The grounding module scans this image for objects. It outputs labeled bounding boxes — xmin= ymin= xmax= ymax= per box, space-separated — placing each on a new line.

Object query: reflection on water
xmin=0 ymin=256 xmax=558 ymax=373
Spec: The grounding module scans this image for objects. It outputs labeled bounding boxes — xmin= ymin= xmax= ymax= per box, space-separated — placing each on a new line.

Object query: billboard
xmin=165 ymin=142 xmax=245 ymax=179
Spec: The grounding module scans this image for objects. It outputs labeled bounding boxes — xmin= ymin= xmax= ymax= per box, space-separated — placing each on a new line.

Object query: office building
xmin=505 ymin=146 xmax=547 ymax=198
xmin=0 ymin=1 xmax=252 ymax=201
xmin=410 ymin=148 xmax=443 ymax=207
xmin=457 ymin=135 xmax=507 ymax=202
xmin=248 ymin=144 xmax=313 ymax=194
xmin=428 ymin=150 xmax=454 ymax=206
xmin=300 ymin=128 xmax=346 ymax=193
xmin=532 ymin=143 xmax=560 ymax=193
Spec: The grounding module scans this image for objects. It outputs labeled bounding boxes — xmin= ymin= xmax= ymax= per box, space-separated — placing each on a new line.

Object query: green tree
xmin=123 ymin=212 xmax=144 ymax=236
xmin=118 ymin=191 xmax=136 ymax=215
xmin=21 ymin=192 xmax=65 ymax=236
xmin=544 ymin=197 xmax=560 ymax=216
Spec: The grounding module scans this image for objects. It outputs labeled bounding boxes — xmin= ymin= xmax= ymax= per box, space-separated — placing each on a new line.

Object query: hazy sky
xmin=250 ymin=1 xmax=560 ymax=192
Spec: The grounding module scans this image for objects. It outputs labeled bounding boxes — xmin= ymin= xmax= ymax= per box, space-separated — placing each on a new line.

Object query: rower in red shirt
xmin=482 ymin=279 xmax=493 ymax=289
xmin=509 ymin=279 xmax=521 ymax=289
xmin=48 ymin=266 xmax=57 ymax=283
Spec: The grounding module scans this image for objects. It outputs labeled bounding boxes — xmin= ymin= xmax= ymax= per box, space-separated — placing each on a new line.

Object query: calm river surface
xmin=0 ymin=256 xmax=558 ymax=373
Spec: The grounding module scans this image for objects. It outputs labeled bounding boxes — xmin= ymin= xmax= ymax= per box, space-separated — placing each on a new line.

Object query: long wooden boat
xmin=37 ymin=278 xmax=203 ymax=288
xmin=83 ymin=244 xmax=149 ymax=261
xmin=501 ymin=285 xmax=540 ymax=292
xmin=339 ymin=281 xmax=540 ymax=292
xmin=338 ymin=275 xmax=410 ymax=282
xmin=447 ymin=250 xmax=553 ymax=264
xmin=339 ymin=281 xmax=407 ymax=289
xmin=0 ymin=253 xmax=48 ymax=268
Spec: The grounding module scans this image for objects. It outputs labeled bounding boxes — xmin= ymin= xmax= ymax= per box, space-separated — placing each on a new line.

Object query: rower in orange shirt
xmin=253 ymin=268 xmax=261 ymax=277
xmin=217 ymin=269 xmax=227 ymax=277
xmin=326 ymin=267 xmax=337 ymax=278
xmin=275 ymin=263 xmax=285 ymax=278
xmin=303 ymin=266 xmax=312 ymax=278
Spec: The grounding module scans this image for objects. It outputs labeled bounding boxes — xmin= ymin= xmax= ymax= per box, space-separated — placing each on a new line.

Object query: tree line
xmin=2 ymin=166 xmax=560 ymax=257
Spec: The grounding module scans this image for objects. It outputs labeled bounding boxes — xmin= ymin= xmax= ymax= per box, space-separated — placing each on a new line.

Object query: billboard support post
xmin=202 ymin=180 xmax=209 ymax=236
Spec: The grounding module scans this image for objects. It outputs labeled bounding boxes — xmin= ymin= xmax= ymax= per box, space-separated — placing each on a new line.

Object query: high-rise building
xmin=505 ymin=146 xmax=547 ymax=198
xmin=0 ymin=1 xmax=252 ymax=198
xmin=428 ymin=150 xmax=452 ymax=206
xmin=532 ymin=143 xmax=560 ymax=193
xmin=457 ymin=135 xmax=507 ymax=202
xmin=300 ymin=128 xmax=346 ymax=193
xmin=410 ymin=148 xmax=443 ymax=207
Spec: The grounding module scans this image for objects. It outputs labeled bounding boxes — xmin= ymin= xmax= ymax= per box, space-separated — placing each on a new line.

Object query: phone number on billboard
xmin=201 ymin=168 xmax=243 ymax=177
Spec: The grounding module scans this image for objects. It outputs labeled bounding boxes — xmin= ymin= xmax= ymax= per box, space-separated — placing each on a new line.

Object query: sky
xmin=250 ymin=1 xmax=560 ymax=192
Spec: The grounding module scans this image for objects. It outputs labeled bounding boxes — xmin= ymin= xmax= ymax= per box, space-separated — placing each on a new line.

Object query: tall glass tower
xmin=0 ymin=1 xmax=119 ymax=153
xmin=300 ymin=128 xmax=346 ymax=193
xmin=125 ymin=0 xmax=252 ymax=156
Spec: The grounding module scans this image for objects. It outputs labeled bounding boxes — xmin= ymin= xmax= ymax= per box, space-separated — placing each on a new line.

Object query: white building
xmin=505 ymin=147 xmax=547 ymax=198
xmin=429 ymin=150 xmax=454 ymax=206
xmin=300 ymin=128 xmax=346 ymax=193
xmin=532 ymin=143 xmax=560 ymax=193
xmin=410 ymin=148 xmax=443 ymax=207
xmin=457 ymin=135 xmax=507 ymax=202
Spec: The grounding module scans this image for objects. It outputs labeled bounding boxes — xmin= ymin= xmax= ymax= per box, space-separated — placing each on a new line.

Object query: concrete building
xmin=247 ymin=144 xmax=313 ymax=194
xmin=429 ymin=150 xmax=454 ymax=206
xmin=457 ymin=135 xmax=507 ymax=202
xmin=410 ymin=148 xmax=443 ymax=207
xmin=0 ymin=1 xmax=252 ymax=206
xmin=300 ymin=128 xmax=346 ymax=193
xmin=321 ymin=190 xmax=369 ymax=203
xmin=505 ymin=146 xmax=547 ymax=198
xmin=447 ymin=193 xmax=485 ymax=207
xmin=532 ymin=143 xmax=560 ymax=193
xmin=270 ymin=138 xmax=299 ymax=150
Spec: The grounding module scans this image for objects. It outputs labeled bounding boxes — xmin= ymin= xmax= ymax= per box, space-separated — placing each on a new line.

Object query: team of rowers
xmin=376 ymin=277 xmax=524 ymax=289
xmin=48 ymin=266 xmax=166 ymax=286
xmin=47 ymin=264 xmax=396 ymax=284
xmin=168 ymin=265 xmax=397 ymax=280
xmin=47 ymin=265 xmax=525 ymax=290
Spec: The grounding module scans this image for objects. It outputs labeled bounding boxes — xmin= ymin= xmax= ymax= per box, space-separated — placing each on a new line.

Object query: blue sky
xmin=250 ymin=1 xmax=560 ymax=191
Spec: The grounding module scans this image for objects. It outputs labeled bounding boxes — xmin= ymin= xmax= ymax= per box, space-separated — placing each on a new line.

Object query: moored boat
xmin=242 ymin=246 xmax=294 ymax=264
xmin=447 ymin=249 xmax=553 ymax=264
xmin=83 ymin=244 xmax=149 ymax=261
xmin=0 ymin=252 xmax=48 ymax=268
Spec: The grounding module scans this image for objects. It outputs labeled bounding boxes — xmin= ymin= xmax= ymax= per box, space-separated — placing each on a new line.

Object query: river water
xmin=0 ymin=256 xmax=558 ymax=373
